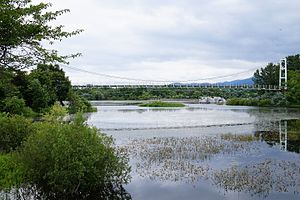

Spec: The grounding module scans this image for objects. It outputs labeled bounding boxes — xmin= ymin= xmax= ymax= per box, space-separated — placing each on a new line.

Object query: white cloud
xmin=34 ymin=0 xmax=300 ymax=84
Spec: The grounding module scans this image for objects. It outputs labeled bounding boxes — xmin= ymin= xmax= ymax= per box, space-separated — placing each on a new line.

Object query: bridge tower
xmin=279 ymin=58 xmax=287 ymax=90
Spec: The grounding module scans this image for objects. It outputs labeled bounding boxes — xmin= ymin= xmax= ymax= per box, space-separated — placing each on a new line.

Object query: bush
xmin=1 ymin=96 xmax=35 ymax=117
xmin=227 ymin=98 xmax=273 ymax=107
xmin=0 ymin=153 xmax=25 ymax=190
xmin=43 ymin=103 xmax=68 ymax=122
xmin=68 ymin=91 xmax=96 ymax=114
xmin=258 ymin=99 xmax=272 ymax=107
xmin=271 ymin=93 xmax=288 ymax=106
xmin=0 ymin=114 xmax=33 ymax=152
xmin=17 ymin=117 xmax=130 ymax=198
xmin=226 ymin=98 xmax=241 ymax=105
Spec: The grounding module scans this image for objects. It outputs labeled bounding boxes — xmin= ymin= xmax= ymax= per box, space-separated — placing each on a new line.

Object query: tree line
xmin=0 ymin=63 xmax=95 ymax=116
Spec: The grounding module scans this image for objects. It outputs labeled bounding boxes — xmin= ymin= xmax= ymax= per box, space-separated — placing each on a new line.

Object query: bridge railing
xmin=72 ymin=84 xmax=282 ymax=91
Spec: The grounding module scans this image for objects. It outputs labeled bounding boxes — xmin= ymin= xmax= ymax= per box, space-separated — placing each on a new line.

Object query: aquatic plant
xmin=125 ymin=135 xmax=300 ymax=197
xmin=221 ymin=133 xmax=258 ymax=142
xmin=139 ymin=101 xmax=185 ymax=107
xmin=212 ymin=159 xmax=300 ymax=197
xmin=126 ymin=136 xmax=257 ymax=184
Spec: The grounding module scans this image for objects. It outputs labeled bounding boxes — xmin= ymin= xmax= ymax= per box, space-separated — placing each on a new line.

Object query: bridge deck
xmin=73 ymin=84 xmax=282 ymax=91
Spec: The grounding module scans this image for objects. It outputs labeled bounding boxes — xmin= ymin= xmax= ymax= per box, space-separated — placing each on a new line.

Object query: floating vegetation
xmin=127 ymin=136 xmax=256 ymax=163
xmin=124 ymin=135 xmax=300 ymax=197
xmin=126 ymin=136 xmax=258 ymax=184
xmin=221 ymin=133 xmax=258 ymax=142
xmin=137 ymin=160 xmax=211 ymax=184
xmin=212 ymin=159 xmax=300 ymax=197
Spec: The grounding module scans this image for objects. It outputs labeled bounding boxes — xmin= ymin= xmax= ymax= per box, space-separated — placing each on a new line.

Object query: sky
xmin=38 ymin=0 xmax=300 ymax=84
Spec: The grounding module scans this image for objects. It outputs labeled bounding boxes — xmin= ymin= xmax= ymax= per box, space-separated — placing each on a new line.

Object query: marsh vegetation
xmin=139 ymin=101 xmax=185 ymax=107
xmin=125 ymin=134 xmax=300 ymax=197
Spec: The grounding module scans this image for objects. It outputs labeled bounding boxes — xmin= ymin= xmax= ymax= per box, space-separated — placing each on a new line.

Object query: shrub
xmin=239 ymin=98 xmax=247 ymax=106
xmin=0 ymin=114 xmax=33 ymax=152
xmin=271 ymin=93 xmax=288 ymax=106
xmin=2 ymin=96 xmax=35 ymax=117
xmin=258 ymin=99 xmax=272 ymax=107
xmin=226 ymin=98 xmax=240 ymax=105
xmin=227 ymin=98 xmax=273 ymax=107
xmin=68 ymin=91 xmax=96 ymax=114
xmin=0 ymin=153 xmax=25 ymax=190
xmin=17 ymin=117 xmax=130 ymax=198
xmin=249 ymin=99 xmax=258 ymax=106
xmin=43 ymin=103 xmax=68 ymax=122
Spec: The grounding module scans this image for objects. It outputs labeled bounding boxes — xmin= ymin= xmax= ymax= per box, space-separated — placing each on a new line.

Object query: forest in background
xmin=75 ymin=54 xmax=300 ymax=107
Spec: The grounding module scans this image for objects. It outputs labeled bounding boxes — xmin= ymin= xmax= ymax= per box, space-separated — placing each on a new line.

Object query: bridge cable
xmin=62 ymin=64 xmax=257 ymax=84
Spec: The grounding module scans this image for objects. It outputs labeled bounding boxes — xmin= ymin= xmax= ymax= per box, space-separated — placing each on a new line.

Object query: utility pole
xmin=279 ymin=58 xmax=288 ymax=90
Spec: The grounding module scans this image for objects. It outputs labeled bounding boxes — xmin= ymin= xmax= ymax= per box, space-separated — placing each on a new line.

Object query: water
xmin=87 ymin=101 xmax=300 ymax=200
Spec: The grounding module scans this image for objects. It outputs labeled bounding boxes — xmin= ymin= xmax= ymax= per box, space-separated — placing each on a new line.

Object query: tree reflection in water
xmin=255 ymin=119 xmax=300 ymax=153
xmin=1 ymin=184 xmax=132 ymax=200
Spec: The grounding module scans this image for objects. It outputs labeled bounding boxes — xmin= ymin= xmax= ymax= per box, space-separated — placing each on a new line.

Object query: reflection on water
xmin=86 ymin=101 xmax=300 ymax=200
xmin=255 ymin=120 xmax=300 ymax=153
xmin=88 ymin=103 xmax=300 ymax=131
xmin=1 ymin=184 xmax=132 ymax=200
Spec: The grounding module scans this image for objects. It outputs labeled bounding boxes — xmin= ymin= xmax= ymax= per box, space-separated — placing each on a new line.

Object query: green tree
xmin=286 ymin=71 xmax=300 ymax=105
xmin=26 ymin=79 xmax=50 ymax=112
xmin=287 ymin=54 xmax=300 ymax=71
xmin=253 ymin=63 xmax=279 ymax=86
xmin=68 ymin=91 xmax=95 ymax=113
xmin=0 ymin=0 xmax=82 ymax=69
xmin=284 ymin=54 xmax=300 ymax=105
xmin=30 ymin=64 xmax=72 ymax=105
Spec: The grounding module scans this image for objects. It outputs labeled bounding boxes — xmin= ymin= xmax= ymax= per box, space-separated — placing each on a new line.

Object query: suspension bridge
xmin=72 ymin=84 xmax=281 ymax=91
xmin=68 ymin=58 xmax=288 ymax=91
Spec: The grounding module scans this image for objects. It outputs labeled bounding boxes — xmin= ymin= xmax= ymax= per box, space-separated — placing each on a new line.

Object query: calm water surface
xmin=87 ymin=101 xmax=300 ymax=200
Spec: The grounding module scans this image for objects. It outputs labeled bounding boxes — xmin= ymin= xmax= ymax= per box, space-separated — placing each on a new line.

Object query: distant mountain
xmin=216 ymin=77 xmax=254 ymax=86
xmin=171 ymin=77 xmax=254 ymax=86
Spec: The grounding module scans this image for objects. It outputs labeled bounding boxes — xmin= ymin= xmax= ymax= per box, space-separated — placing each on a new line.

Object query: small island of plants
xmin=140 ymin=101 xmax=185 ymax=107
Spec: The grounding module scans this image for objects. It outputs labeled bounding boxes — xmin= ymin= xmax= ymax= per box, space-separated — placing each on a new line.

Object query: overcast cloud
xmin=39 ymin=0 xmax=300 ymax=84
